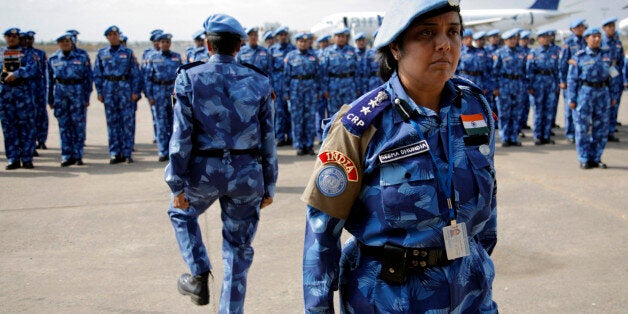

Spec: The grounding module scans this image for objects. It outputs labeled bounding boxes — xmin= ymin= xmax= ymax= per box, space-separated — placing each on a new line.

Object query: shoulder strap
xmin=341 ymin=86 xmax=391 ymax=136
xmin=240 ymin=61 xmax=269 ymax=77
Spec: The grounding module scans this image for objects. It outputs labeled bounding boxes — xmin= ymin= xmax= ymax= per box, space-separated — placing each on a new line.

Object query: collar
xmin=209 ymin=54 xmax=236 ymax=63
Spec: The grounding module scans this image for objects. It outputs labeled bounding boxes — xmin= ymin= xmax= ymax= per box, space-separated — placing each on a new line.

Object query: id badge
xmin=442 ymin=221 xmax=470 ymax=260
xmin=609 ymin=66 xmax=619 ymax=78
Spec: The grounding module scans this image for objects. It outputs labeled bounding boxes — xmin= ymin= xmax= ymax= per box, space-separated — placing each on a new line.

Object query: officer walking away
xmin=493 ymin=28 xmax=528 ymax=147
xmin=21 ymin=31 xmax=48 ymax=151
xmin=321 ymin=27 xmax=359 ymax=116
xmin=93 ymin=26 xmax=141 ymax=164
xmin=185 ymin=30 xmax=210 ymax=64
xmin=47 ymin=33 xmax=93 ymax=166
xmin=601 ymin=17 xmax=624 ymax=142
xmin=302 ymin=0 xmax=498 ymax=311
xmin=269 ymin=26 xmax=296 ymax=146
xmin=567 ymin=27 xmax=619 ymax=169
xmin=236 ymin=27 xmax=271 ymax=73
xmin=559 ymin=19 xmax=587 ymax=143
xmin=0 ymin=27 xmax=41 ymax=170
xmin=527 ymin=29 xmax=559 ymax=145
xmin=283 ymin=32 xmax=319 ymax=156
xmin=166 ymin=14 xmax=277 ymax=312
xmin=145 ymin=33 xmax=182 ymax=162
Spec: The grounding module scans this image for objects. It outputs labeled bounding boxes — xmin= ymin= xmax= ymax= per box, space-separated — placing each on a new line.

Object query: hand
xmin=260 ymin=197 xmax=273 ymax=209
xmin=569 ymin=102 xmax=576 ymax=109
xmin=493 ymin=90 xmax=500 ymax=97
xmin=4 ymin=72 xmax=15 ymax=83
xmin=324 ymin=92 xmax=330 ymax=99
xmin=173 ymin=193 xmax=189 ymax=210
xmin=149 ymin=99 xmax=155 ymax=105
xmin=131 ymin=93 xmax=139 ymax=102
xmin=85 ymin=102 xmax=90 ymax=108
xmin=528 ymin=89 xmax=534 ymax=95
xmin=98 ymin=95 xmax=104 ymax=103
xmin=48 ymin=104 xmax=54 ymax=109
xmin=559 ymin=83 xmax=566 ymax=89
xmin=284 ymin=96 xmax=290 ymax=101
xmin=611 ymin=100 xmax=617 ymax=107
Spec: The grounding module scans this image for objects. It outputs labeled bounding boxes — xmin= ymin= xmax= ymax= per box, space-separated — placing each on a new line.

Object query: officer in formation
xmin=46 ymin=33 xmax=93 ymax=166
xmin=166 ymin=13 xmax=277 ymax=311
xmin=236 ymin=27 xmax=270 ymax=73
xmin=93 ymin=25 xmax=141 ymax=164
xmin=263 ymin=30 xmax=274 ymax=48
xmin=145 ymin=33 xmax=182 ymax=162
xmin=527 ymin=29 xmax=560 ymax=145
xmin=283 ymin=32 xmax=319 ymax=156
xmin=269 ymin=26 xmax=295 ymax=146
xmin=20 ymin=31 xmax=48 ymax=151
xmin=0 ymin=27 xmax=41 ymax=170
xmin=457 ymin=29 xmax=490 ymax=96
xmin=472 ymin=31 xmax=494 ymax=97
xmin=559 ymin=18 xmax=587 ymax=144
xmin=66 ymin=30 xmax=89 ymax=58
xmin=320 ymin=27 xmax=359 ymax=117
xmin=184 ymin=30 xmax=210 ymax=64
xmin=547 ymin=29 xmax=563 ymax=131
xmin=493 ymin=28 xmax=527 ymax=147
xmin=601 ymin=17 xmax=624 ymax=142
xmin=353 ymin=32 xmax=367 ymax=94
xmin=364 ymin=29 xmax=383 ymax=92
xmin=484 ymin=29 xmax=501 ymax=113
xmin=518 ymin=30 xmax=532 ymax=132
xmin=142 ymin=29 xmax=163 ymax=144
xmin=314 ymin=35 xmax=330 ymax=142
xmin=567 ymin=27 xmax=620 ymax=169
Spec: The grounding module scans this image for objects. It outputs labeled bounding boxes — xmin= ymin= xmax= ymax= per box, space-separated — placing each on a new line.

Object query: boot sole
xmin=177 ymin=284 xmax=209 ymax=306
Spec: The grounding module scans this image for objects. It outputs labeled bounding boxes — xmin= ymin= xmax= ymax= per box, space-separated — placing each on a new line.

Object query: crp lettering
xmin=346 ymin=113 xmax=365 ymax=127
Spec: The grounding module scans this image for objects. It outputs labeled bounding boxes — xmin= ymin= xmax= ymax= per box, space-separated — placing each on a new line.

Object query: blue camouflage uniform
xmin=93 ymin=26 xmax=141 ymax=161
xmin=66 ymin=30 xmax=91 ymax=145
xmin=142 ymin=30 xmax=163 ymax=142
xmin=185 ymin=30 xmax=210 ymax=64
xmin=236 ymin=29 xmax=271 ymax=73
xmin=354 ymin=32 xmax=368 ymax=95
xmin=321 ymin=28 xmax=359 ymax=116
xmin=0 ymin=28 xmax=41 ymax=168
xmin=22 ymin=31 xmax=49 ymax=148
xmin=283 ymin=33 xmax=320 ymax=153
xmin=567 ymin=28 xmax=619 ymax=166
xmin=269 ymin=27 xmax=296 ymax=143
xmin=364 ymin=47 xmax=383 ymax=91
xmin=492 ymin=29 xmax=528 ymax=145
xmin=166 ymin=14 xmax=277 ymax=313
xmin=145 ymin=33 xmax=182 ymax=159
xmin=601 ymin=18 xmax=624 ymax=140
xmin=526 ymin=29 xmax=560 ymax=142
xmin=548 ymin=35 xmax=562 ymax=130
xmin=484 ymin=29 xmax=501 ymax=114
xmin=457 ymin=30 xmax=490 ymax=92
xmin=518 ymin=31 xmax=532 ymax=130
xmin=47 ymin=33 xmax=93 ymax=163
xmin=559 ymin=19 xmax=587 ymax=141
xmin=315 ymin=36 xmax=331 ymax=142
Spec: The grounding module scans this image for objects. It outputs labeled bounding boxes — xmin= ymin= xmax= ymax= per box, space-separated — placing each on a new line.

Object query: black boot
xmin=5 ymin=162 xmax=20 ymax=170
xmin=178 ymin=272 xmax=210 ymax=306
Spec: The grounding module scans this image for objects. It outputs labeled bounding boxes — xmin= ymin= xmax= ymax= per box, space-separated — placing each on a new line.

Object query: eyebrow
xmin=419 ymin=22 xmax=461 ymax=26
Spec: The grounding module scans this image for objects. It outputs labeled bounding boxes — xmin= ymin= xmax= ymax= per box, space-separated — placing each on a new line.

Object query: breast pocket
xmin=463 ymin=148 xmax=494 ymax=204
xmin=379 ymin=157 xmax=439 ymax=228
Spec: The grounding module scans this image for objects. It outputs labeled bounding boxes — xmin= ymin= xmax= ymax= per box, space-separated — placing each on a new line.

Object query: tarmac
xmin=0 ymin=91 xmax=626 ymax=313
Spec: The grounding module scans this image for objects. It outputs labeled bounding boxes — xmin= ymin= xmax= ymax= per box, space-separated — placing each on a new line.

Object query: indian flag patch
xmin=461 ymin=114 xmax=489 ymax=136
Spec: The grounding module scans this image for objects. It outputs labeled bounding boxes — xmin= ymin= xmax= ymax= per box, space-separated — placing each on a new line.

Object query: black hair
xmin=378 ymin=5 xmax=464 ymax=81
xmin=206 ymin=32 xmax=242 ymax=55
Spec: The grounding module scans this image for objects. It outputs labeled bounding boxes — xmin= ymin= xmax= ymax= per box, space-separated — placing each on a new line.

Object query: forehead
xmin=413 ymin=11 xmax=460 ymax=26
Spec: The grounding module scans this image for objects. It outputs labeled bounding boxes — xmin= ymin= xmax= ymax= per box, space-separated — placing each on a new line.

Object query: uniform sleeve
xmin=164 ymin=70 xmax=194 ymax=196
xmin=130 ymin=52 xmax=141 ymax=95
xmin=283 ymin=55 xmax=291 ymax=99
xmin=13 ymin=50 xmax=40 ymax=80
xmin=93 ymin=53 xmax=103 ymax=95
xmin=321 ymin=50 xmax=330 ymax=96
xmin=526 ymin=53 xmax=535 ymax=91
xmin=491 ymin=53 xmax=501 ymax=91
xmin=83 ymin=56 xmax=93 ymax=104
xmin=567 ymin=57 xmax=580 ymax=105
xmin=145 ymin=58 xmax=154 ymax=100
xmin=303 ymin=205 xmax=344 ymax=313
xmin=46 ymin=58 xmax=54 ymax=105
xmin=259 ymin=82 xmax=278 ymax=197
xmin=558 ymin=44 xmax=570 ymax=84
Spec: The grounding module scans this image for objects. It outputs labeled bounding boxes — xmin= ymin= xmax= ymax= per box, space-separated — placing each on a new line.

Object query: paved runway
xmin=1 ymin=92 xmax=626 ymax=313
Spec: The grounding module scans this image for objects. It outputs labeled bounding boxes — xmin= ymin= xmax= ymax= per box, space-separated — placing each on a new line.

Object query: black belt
xmin=370 ymin=71 xmax=380 ymax=76
xmin=151 ymin=78 xmax=175 ymax=85
xmin=502 ymin=73 xmax=523 ymax=80
xmin=193 ymin=148 xmax=260 ymax=158
xmin=104 ymin=75 xmax=128 ymax=81
xmin=461 ymin=70 xmax=483 ymax=76
xmin=582 ymin=81 xmax=608 ymax=88
xmin=534 ymin=70 xmax=555 ymax=75
xmin=1 ymin=79 xmax=27 ymax=86
xmin=55 ymin=78 xmax=83 ymax=85
xmin=291 ymin=74 xmax=315 ymax=80
xmin=329 ymin=71 xmax=355 ymax=78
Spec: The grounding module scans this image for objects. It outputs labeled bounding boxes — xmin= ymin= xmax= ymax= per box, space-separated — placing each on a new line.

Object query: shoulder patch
xmin=341 ymin=87 xmax=391 ymax=136
xmin=240 ymin=61 xmax=269 ymax=77
xmin=451 ymin=76 xmax=483 ymax=95
xmin=177 ymin=61 xmax=204 ymax=74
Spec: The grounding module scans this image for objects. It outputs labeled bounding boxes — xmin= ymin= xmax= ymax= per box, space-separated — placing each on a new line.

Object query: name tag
xmin=378 ymin=140 xmax=430 ymax=164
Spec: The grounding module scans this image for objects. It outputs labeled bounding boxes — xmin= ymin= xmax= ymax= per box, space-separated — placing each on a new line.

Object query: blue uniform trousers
xmin=102 ymin=81 xmax=134 ymax=158
xmin=34 ymin=80 xmax=48 ymax=145
xmin=168 ymin=154 xmax=264 ymax=314
xmin=53 ymin=86 xmax=86 ymax=160
xmin=288 ymin=80 xmax=317 ymax=149
xmin=315 ymin=97 xmax=327 ymax=141
xmin=573 ymin=86 xmax=610 ymax=163
xmin=532 ymin=85 xmax=557 ymax=140
xmin=0 ymin=84 xmax=36 ymax=163
xmin=153 ymin=85 xmax=174 ymax=157
xmin=563 ymin=89 xmax=575 ymax=140
xmin=327 ymin=77 xmax=356 ymax=116
xmin=497 ymin=80 xmax=525 ymax=143
xmin=272 ymin=73 xmax=291 ymax=141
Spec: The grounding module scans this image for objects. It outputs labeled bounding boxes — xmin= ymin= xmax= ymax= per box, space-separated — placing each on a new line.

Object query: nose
xmin=435 ymin=33 xmax=451 ymax=52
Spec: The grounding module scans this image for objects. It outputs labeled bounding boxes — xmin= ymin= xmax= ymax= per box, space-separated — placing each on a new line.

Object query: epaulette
xmin=341 ymin=86 xmax=391 ymax=136
xmin=177 ymin=61 xmax=204 ymax=74
xmin=240 ymin=61 xmax=269 ymax=77
xmin=451 ymin=75 xmax=483 ymax=95
xmin=573 ymin=49 xmax=585 ymax=57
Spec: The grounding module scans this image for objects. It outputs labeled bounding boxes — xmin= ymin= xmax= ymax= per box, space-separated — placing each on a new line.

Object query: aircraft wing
xmin=463 ymin=17 xmax=505 ymax=27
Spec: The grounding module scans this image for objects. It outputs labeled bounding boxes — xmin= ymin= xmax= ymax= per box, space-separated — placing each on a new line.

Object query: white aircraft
xmin=310 ymin=0 xmax=573 ymax=41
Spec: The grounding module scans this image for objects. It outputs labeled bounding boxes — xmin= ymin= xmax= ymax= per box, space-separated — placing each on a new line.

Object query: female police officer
xmin=301 ymin=0 xmax=498 ymax=312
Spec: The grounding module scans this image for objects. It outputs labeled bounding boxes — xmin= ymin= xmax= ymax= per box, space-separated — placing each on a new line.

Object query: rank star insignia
xmin=360 ymin=106 xmax=371 ymax=115
xmin=375 ymin=91 xmax=388 ymax=103
xmin=369 ymin=99 xmax=379 ymax=108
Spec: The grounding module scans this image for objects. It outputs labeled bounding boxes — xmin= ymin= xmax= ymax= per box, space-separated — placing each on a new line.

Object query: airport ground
xmin=0 ymin=91 xmax=626 ymax=313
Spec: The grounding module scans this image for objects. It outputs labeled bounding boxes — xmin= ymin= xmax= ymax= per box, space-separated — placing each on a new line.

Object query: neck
xmin=399 ymin=74 xmax=442 ymax=112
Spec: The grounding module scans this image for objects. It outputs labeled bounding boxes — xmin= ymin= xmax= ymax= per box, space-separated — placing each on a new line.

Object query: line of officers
xmin=457 ymin=18 xmax=625 ymax=169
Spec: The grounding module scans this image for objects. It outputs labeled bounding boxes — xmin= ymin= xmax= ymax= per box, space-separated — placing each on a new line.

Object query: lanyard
xmin=406 ymin=110 xmax=457 ymax=224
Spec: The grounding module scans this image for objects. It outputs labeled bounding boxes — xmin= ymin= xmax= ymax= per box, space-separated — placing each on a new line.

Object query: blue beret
xmin=192 ymin=30 xmax=205 ymax=40
xmin=486 ymin=29 xmax=500 ymax=37
xmin=4 ymin=28 xmax=20 ymax=36
xmin=305 ymin=32 xmax=314 ymax=39
xmin=294 ymin=32 xmax=307 ymax=40
xmin=273 ymin=26 xmax=288 ymax=36
xmin=373 ymin=0 xmax=461 ymax=49
xmin=66 ymin=29 xmax=80 ymax=36
xmin=150 ymin=31 xmax=163 ymax=41
xmin=157 ymin=33 xmax=172 ymax=41
xmin=263 ymin=31 xmax=273 ymax=40
xmin=583 ymin=27 xmax=601 ymax=37
xmin=354 ymin=32 xmax=366 ymax=40
xmin=204 ymin=14 xmax=247 ymax=39
xmin=472 ymin=31 xmax=486 ymax=40
xmin=519 ymin=30 xmax=531 ymax=39
xmin=333 ymin=27 xmax=350 ymax=36
xmin=601 ymin=17 xmax=617 ymax=27
xmin=501 ymin=28 xmax=520 ymax=40
xmin=316 ymin=34 xmax=331 ymax=43
xmin=462 ymin=29 xmax=473 ymax=38
xmin=569 ymin=18 xmax=586 ymax=29
xmin=104 ymin=25 xmax=121 ymax=36
xmin=24 ymin=31 xmax=36 ymax=38
xmin=120 ymin=35 xmax=128 ymax=42
xmin=56 ymin=33 xmax=74 ymax=42
xmin=536 ymin=29 xmax=554 ymax=37
xmin=245 ymin=27 xmax=259 ymax=34
xmin=150 ymin=29 xmax=164 ymax=35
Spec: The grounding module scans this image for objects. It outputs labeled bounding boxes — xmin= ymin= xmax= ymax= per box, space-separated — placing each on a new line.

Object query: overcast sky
xmin=1 ymin=0 xmax=625 ymax=42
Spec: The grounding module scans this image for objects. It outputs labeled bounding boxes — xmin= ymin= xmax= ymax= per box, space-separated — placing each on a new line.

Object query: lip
xmin=431 ymin=58 xmax=451 ymax=65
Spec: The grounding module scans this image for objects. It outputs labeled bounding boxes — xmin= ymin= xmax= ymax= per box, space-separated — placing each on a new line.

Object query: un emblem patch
xmin=316 ymin=166 xmax=348 ymax=197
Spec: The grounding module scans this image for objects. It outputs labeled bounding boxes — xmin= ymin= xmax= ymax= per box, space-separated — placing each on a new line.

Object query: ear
xmin=389 ymin=42 xmax=400 ymax=60
xmin=206 ymin=39 xmax=213 ymax=53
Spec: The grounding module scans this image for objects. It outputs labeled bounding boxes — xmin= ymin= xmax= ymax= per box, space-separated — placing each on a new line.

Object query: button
xmin=420 ymin=261 xmax=427 ymax=267
xmin=412 ymin=250 xmax=419 ymax=256
xmin=411 ymin=260 xmax=419 ymax=267
xmin=388 ymin=268 xmax=395 ymax=274
xmin=420 ymin=251 xmax=428 ymax=257
xmin=405 ymin=172 xmax=411 ymax=179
